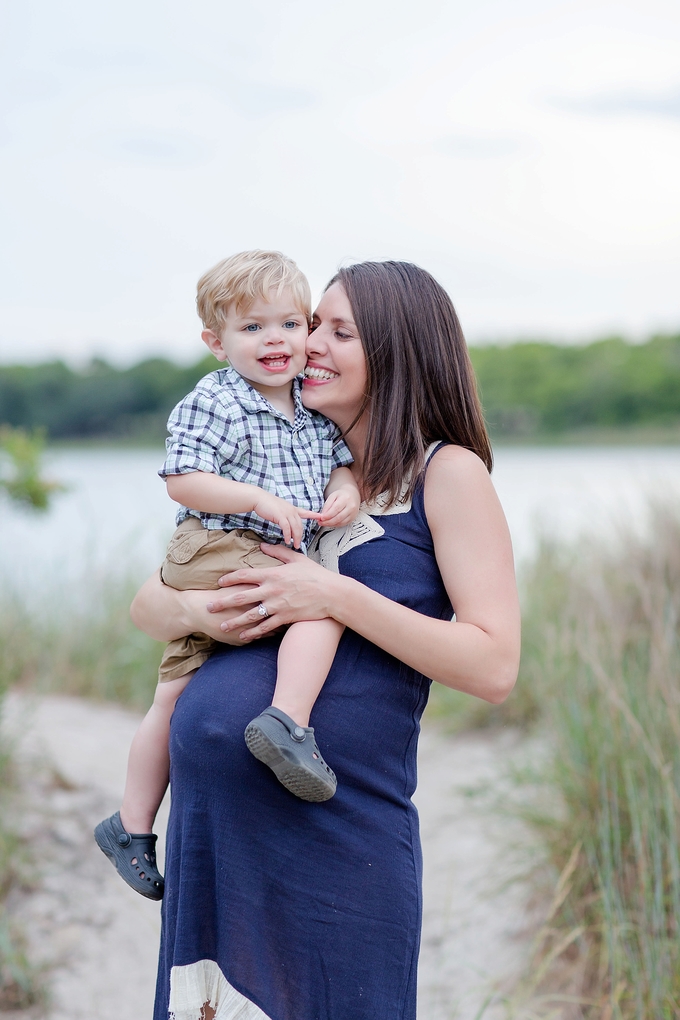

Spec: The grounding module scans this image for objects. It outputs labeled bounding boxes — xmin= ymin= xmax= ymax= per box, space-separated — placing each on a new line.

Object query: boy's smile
xmin=201 ymin=290 xmax=309 ymax=407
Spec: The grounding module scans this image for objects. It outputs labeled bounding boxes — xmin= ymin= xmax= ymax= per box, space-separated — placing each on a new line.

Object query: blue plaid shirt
xmin=160 ymin=367 xmax=353 ymax=552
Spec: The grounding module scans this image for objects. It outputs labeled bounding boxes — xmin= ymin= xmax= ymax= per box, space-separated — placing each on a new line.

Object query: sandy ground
xmin=2 ymin=693 xmax=535 ymax=1020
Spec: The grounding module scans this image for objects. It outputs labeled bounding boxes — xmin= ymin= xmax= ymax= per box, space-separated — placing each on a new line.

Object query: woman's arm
xmin=212 ymin=447 xmax=521 ymax=704
xmin=129 ymin=570 xmax=261 ymax=645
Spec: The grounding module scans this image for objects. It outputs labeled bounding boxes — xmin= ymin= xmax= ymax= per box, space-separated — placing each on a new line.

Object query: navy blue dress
xmin=155 ymin=456 xmax=453 ymax=1020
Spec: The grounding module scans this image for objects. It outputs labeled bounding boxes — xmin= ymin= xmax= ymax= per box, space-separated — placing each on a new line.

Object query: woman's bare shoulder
xmin=425 ymin=444 xmax=491 ymax=484
xmin=423 ymin=444 xmax=499 ymax=522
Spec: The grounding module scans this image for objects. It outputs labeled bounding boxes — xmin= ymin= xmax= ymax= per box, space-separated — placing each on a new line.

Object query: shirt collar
xmin=291 ymin=377 xmax=312 ymax=428
xmin=222 ymin=366 xmax=312 ymax=426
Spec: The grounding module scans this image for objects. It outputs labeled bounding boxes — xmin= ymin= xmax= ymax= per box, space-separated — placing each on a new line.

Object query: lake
xmin=2 ymin=445 xmax=680 ymax=601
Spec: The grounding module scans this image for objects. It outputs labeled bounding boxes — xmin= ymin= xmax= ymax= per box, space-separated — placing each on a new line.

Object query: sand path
xmin=3 ymin=693 xmax=533 ymax=1019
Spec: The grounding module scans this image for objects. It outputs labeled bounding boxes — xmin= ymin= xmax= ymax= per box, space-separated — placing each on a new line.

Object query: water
xmin=0 ymin=447 xmax=174 ymax=603
xmin=2 ymin=445 xmax=680 ymax=599
xmin=491 ymin=445 xmax=680 ymax=562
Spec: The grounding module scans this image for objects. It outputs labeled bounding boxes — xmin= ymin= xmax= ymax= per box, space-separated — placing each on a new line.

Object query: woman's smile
xmin=301 ymin=283 xmax=368 ymax=430
xmin=303 ymin=362 xmax=339 ymax=384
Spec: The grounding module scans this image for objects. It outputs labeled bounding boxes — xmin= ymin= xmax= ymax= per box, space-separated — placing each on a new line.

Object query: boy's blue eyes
xmin=243 ymin=321 xmax=300 ymax=332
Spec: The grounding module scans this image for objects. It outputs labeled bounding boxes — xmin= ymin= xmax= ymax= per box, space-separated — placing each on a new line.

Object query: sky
xmin=1 ymin=0 xmax=679 ymax=365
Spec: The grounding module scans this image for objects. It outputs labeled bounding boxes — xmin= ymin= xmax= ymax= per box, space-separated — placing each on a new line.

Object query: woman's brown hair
xmin=329 ymin=260 xmax=492 ymax=506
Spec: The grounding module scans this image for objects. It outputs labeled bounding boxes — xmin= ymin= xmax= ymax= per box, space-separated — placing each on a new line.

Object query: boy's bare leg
xmin=120 ymin=671 xmax=195 ymax=833
xmin=271 ymin=618 xmax=345 ymax=727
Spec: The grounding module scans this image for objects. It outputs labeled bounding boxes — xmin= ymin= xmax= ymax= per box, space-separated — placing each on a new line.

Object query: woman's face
xmin=302 ymin=283 xmax=368 ymax=431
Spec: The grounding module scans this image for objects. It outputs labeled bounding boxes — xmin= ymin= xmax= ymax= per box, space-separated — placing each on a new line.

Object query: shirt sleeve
xmin=330 ymin=434 xmax=354 ymax=470
xmin=159 ymin=384 xmax=240 ymax=478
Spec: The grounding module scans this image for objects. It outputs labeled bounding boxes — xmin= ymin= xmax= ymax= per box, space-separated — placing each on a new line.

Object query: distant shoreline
xmin=490 ymin=423 xmax=680 ymax=447
xmin=42 ymin=424 xmax=680 ymax=452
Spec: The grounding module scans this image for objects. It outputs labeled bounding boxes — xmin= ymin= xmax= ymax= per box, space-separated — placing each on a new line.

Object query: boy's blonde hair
xmin=196 ymin=250 xmax=311 ymax=333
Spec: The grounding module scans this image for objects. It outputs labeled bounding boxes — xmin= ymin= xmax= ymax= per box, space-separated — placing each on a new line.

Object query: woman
xmin=132 ymin=261 xmax=521 ymax=1020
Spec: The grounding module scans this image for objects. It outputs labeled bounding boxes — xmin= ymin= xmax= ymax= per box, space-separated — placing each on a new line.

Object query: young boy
xmin=94 ymin=251 xmax=359 ymax=900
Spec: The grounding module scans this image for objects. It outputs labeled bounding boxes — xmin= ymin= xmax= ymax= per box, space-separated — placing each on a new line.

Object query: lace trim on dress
xmin=308 ymin=512 xmax=386 ymax=573
xmin=168 ymin=960 xmax=273 ymax=1020
xmin=307 ymin=442 xmax=443 ymax=572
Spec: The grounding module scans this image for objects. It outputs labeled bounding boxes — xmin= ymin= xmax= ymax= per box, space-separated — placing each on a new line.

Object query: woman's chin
xmin=300 ymin=384 xmax=327 ymax=410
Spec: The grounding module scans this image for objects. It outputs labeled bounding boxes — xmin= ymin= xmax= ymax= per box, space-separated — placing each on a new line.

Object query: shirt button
xmin=306 ymin=476 xmax=314 ymax=484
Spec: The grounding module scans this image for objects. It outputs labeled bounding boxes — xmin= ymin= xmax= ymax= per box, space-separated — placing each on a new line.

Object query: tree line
xmin=473 ymin=333 xmax=680 ymax=436
xmin=0 ymin=334 xmax=679 ymax=442
xmin=0 ymin=354 xmax=217 ymax=441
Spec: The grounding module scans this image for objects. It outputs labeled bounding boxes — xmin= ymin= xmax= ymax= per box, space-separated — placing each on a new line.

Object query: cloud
xmin=433 ymin=134 xmax=529 ymax=159
xmin=94 ymin=131 xmax=213 ymax=167
xmin=54 ymin=48 xmax=149 ymax=71
xmin=224 ymin=82 xmax=317 ymax=118
xmin=552 ymin=88 xmax=680 ymax=120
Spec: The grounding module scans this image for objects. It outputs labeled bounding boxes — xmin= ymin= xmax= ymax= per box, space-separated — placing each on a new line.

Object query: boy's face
xmin=202 ymin=289 xmax=308 ymax=395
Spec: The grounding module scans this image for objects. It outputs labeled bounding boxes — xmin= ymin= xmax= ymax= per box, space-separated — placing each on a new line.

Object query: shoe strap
xmin=262 ymin=706 xmax=313 ymax=737
xmin=128 ymin=832 xmax=158 ymax=843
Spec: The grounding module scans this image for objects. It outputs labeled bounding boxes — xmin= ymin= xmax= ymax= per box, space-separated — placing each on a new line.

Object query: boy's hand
xmin=317 ymin=485 xmax=361 ymax=528
xmin=252 ymin=491 xmax=321 ymax=549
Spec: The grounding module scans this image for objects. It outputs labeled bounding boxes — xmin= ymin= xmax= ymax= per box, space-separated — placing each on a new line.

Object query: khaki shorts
xmin=158 ymin=516 xmax=282 ymax=682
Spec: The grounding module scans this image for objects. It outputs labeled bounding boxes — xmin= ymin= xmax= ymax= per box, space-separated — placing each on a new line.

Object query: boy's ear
xmin=202 ymin=330 xmax=228 ymax=361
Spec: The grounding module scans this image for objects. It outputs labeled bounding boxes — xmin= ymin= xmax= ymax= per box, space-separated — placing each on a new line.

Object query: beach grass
xmin=504 ymin=508 xmax=680 ymax=1017
xmin=428 ymin=505 xmax=680 ymax=1016
xmin=0 ymin=570 xmax=161 ymax=1005
xmin=0 ymin=575 xmax=162 ymax=710
xmin=0 ymin=680 xmax=43 ymax=1009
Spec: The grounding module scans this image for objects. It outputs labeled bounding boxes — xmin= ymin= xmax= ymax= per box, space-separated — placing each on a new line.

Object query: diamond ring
xmin=257 ymin=603 xmax=270 ymax=619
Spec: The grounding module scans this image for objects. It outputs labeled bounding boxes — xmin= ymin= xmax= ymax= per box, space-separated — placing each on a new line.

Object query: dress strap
xmin=424 ymin=441 xmax=448 ymax=466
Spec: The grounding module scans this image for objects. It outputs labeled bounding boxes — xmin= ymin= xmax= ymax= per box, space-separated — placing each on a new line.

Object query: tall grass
xmin=0 ymin=434 xmax=63 ymax=1007
xmin=511 ymin=507 xmax=680 ymax=1017
xmin=0 ymin=636 xmax=41 ymax=1009
xmin=0 ymin=574 xmax=162 ymax=708
xmin=0 ymin=569 xmax=161 ymax=1005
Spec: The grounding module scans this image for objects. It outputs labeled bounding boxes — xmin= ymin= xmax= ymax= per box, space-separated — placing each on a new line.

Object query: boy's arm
xmin=318 ymin=467 xmax=361 ymax=528
xmin=166 ymin=472 xmax=320 ymax=549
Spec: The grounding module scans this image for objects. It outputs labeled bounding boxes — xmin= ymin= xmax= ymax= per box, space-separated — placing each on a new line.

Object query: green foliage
xmin=0 ymin=425 xmax=65 ymax=510
xmin=0 ymin=353 xmax=218 ymax=441
xmin=2 ymin=335 xmax=680 ymax=441
xmin=470 ymin=333 xmax=680 ymax=437
xmin=507 ymin=512 xmax=680 ymax=1016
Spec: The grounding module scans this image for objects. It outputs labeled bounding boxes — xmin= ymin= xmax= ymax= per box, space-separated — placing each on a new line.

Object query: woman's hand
xmin=209 ymin=545 xmax=343 ymax=641
xmin=130 ymin=570 xmax=263 ymax=645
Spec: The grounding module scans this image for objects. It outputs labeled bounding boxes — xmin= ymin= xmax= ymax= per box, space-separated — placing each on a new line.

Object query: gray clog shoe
xmin=244 ymin=707 xmax=337 ymax=802
xmin=94 ymin=811 xmax=164 ymax=900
